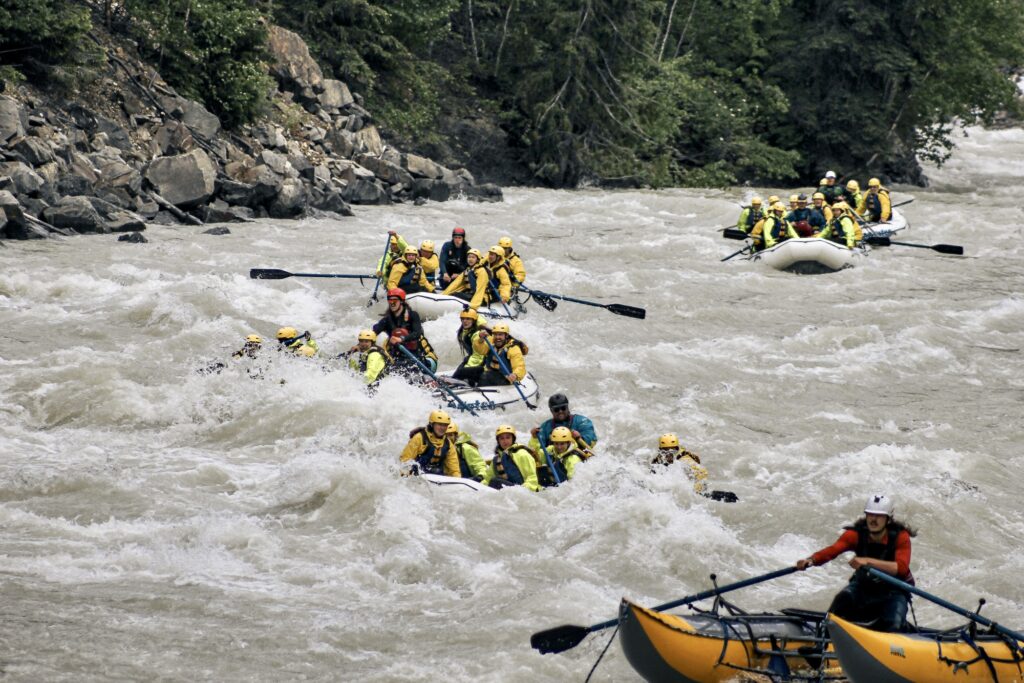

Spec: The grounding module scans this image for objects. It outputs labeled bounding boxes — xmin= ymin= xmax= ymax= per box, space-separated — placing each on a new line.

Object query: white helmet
xmin=864 ymin=493 xmax=895 ymax=516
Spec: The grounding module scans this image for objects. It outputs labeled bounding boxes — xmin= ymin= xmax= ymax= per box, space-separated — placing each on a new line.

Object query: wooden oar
xmin=250 ymin=268 xmax=375 ymax=280
xmin=518 ymin=286 xmax=645 ymax=320
xmin=864 ymin=236 xmax=964 ymax=255
xmin=530 ymin=566 xmax=797 ymax=654
xmin=865 ymin=568 xmax=1024 ymax=644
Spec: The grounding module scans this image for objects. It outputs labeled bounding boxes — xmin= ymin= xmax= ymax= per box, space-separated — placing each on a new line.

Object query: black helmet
xmin=548 ymin=393 xmax=569 ymax=410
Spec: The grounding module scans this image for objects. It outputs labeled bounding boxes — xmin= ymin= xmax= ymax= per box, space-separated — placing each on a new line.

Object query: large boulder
xmin=217 ymin=179 xmax=260 ymax=208
xmin=13 ymin=137 xmax=55 ymax=166
xmin=0 ymin=190 xmax=47 ymax=240
xmin=268 ymin=177 xmax=306 ymax=218
xmin=402 ymin=153 xmax=444 ymax=180
xmin=42 ymin=196 xmax=106 ymax=233
xmin=324 ymin=126 xmax=354 ymax=158
xmin=144 ymin=149 xmax=217 ymax=209
xmin=258 ymin=150 xmax=296 ymax=177
xmin=266 ymin=25 xmax=323 ymax=98
xmin=239 ymin=165 xmax=285 ymax=205
xmin=97 ymin=160 xmax=142 ymax=195
xmin=0 ymin=162 xmax=45 ymax=196
xmin=343 ymin=178 xmax=390 ymax=205
xmin=0 ymin=97 xmax=25 ymax=142
xmin=178 ymin=98 xmax=221 ymax=139
xmin=319 ymin=80 xmax=354 ymax=109
xmin=154 ymin=121 xmax=195 ymax=156
xmin=411 ymin=178 xmax=453 ymax=202
xmin=354 ymin=125 xmax=383 ymax=156
xmin=309 ymin=188 xmax=353 ymax=216
xmin=356 ymin=154 xmax=413 ymax=187
xmin=463 ymin=183 xmax=504 ymax=203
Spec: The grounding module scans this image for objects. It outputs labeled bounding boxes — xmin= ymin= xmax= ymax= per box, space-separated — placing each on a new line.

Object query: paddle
xmin=368 ymin=234 xmax=392 ymax=306
xmin=864 ymin=235 xmax=964 ymax=255
xmin=721 ymin=245 xmax=751 ymax=262
xmin=722 ymin=228 xmax=751 ymax=241
xmin=531 ymin=566 xmax=798 ymax=654
xmin=864 ymin=568 xmax=1024 ymax=644
xmin=394 ymin=344 xmax=479 ymax=417
xmin=489 ymin=281 xmax=516 ymax=319
xmin=518 ymin=286 xmax=645 ymax=320
xmin=250 ymin=268 xmax=375 ymax=281
xmin=484 ymin=337 xmax=536 ymax=410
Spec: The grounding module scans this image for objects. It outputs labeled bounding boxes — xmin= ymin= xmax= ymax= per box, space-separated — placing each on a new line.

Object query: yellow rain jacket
xmin=401 ymin=428 xmax=460 ymax=477
xmin=762 ymin=216 xmax=798 ymax=248
xmin=443 ymin=262 xmax=490 ymax=309
xmin=543 ymin=444 xmax=585 ymax=481
xmin=420 ymin=251 xmax=439 ymax=281
xmin=283 ymin=337 xmax=319 ymax=357
xmin=348 ymin=345 xmax=389 ymax=384
xmin=457 ymin=322 xmax=491 ymax=368
xmin=652 ymin=449 xmax=708 ymax=494
xmin=485 ymin=337 xmax=527 ymax=381
xmin=486 ymin=252 xmax=513 ymax=303
xmin=505 ymin=251 xmax=526 ymax=285
xmin=386 ymin=259 xmax=435 ymax=293
xmin=857 ymin=189 xmax=892 ymax=222
xmin=455 ymin=432 xmax=489 ymax=480
xmin=817 ymin=214 xmax=859 ymax=248
xmin=484 ymin=444 xmax=540 ymax=491
xmin=376 ymin=234 xmax=409 ymax=276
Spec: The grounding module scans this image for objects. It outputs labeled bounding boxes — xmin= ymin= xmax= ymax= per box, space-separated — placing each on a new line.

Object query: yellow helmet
xmin=467 ymin=248 xmax=483 ymax=263
xmin=403 ymin=245 xmax=418 ymax=257
xmin=868 ymin=177 xmax=881 ymax=187
xmin=495 ymin=424 xmax=516 ymax=438
xmin=420 ymin=239 xmax=434 ymax=252
xmin=296 ymin=344 xmax=316 ymax=357
xmin=767 ymin=195 xmax=780 ymax=204
xmin=771 ymin=202 xmax=786 ymax=213
xmin=832 ymin=201 xmax=849 ymax=212
xmin=459 ymin=308 xmax=478 ymax=321
xmin=428 ymin=409 xmax=452 ymax=426
xmin=357 ymin=329 xmax=376 ymax=342
xmin=750 ymin=197 xmax=762 ymax=206
xmin=846 ymin=180 xmax=860 ymax=191
xmin=818 ymin=178 xmax=828 ymax=186
xmin=389 ymin=235 xmax=398 ymax=245
xmin=659 ymin=433 xmax=679 ymax=449
xmin=488 ymin=245 xmax=504 ymax=259
xmin=788 ymin=194 xmax=799 ymax=204
xmin=446 ymin=421 xmax=458 ymax=435
xmin=550 ymin=426 xmax=573 ymax=443
xmin=498 ymin=236 xmax=513 ymax=249
xmin=812 ymin=192 xmax=825 ymax=201
xmin=491 ymin=323 xmax=510 ymax=334
xmin=245 ymin=334 xmax=262 ymax=344
xmin=277 ymin=326 xmax=299 ymax=340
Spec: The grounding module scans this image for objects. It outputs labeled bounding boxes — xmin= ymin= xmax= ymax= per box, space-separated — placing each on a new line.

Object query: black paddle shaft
xmin=530 ymin=566 xmax=797 ymax=654
xmin=521 ymin=287 xmax=646 ymax=320
xmin=250 ymin=268 xmax=375 ymax=280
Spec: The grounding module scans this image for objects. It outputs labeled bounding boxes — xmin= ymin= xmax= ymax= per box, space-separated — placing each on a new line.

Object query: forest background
xmin=2 ymin=0 xmax=1022 ymax=188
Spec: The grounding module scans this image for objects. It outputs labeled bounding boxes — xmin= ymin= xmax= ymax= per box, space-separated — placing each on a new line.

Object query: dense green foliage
xmin=0 ymin=0 xmax=94 ymax=84
xmin=118 ymin=0 xmax=272 ymax=128
xmin=3 ymin=0 xmax=1021 ymax=186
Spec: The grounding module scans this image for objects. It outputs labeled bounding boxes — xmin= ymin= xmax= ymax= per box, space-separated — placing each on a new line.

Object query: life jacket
xmin=742 ymin=208 xmax=764 ymax=231
xmin=455 ymin=438 xmax=479 ymax=479
xmin=413 ymin=427 xmax=453 ymax=475
xmin=548 ymin=445 xmax=585 ymax=482
xmin=845 ymin=521 xmax=916 ymax=587
xmin=486 ymin=337 xmax=528 ymax=372
xmin=764 ymin=216 xmax=791 ymax=244
xmin=826 ymin=215 xmax=859 ymax=244
xmin=444 ymin=241 xmax=470 ymax=275
xmin=356 ymin=345 xmax=391 ymax=372
xmin=463 ymin=263 xmax=487 ymax=297
xmin=819 ymin=184 xmax=843 ymax=205
xmin=456 ymin=322 xmax=489 ymax=357
xmin=863 ymin=190 xmax=889 ymax=219
xmin=397 ymin=261 xmax=426 ymax=292
xmin=384 ymin=307 xmax=437 ymax=362
xmin=492 ymin=445 xmax=531 ymax=485
xmin=487 ymin=257 xmax=511 ymax=300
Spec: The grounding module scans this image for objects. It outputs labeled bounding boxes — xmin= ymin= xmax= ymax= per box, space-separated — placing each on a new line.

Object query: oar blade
xmin=607 ymin=303 xmax=646 ymax=320
xmin=530 ymin=624 xmax=591 ymax=654
xmin=865 ymin=236 xmax=891 ymax=247
xmin=933 ymin=244 xmax=964 ymax=255
xmin=722 ymin=228 xmax=750 ymax=241
xmin=530 ymin=291 xmax=558 ymax=311
xmin=250 ymin=268 xmax=292 ymax=280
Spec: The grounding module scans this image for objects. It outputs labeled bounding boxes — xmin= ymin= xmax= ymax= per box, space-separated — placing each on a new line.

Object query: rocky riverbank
xmin=0 ymin=25 xmax=501 ymax=241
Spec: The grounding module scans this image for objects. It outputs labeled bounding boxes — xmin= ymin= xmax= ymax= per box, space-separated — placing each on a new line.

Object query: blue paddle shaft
xmin=866 ymin=568 xmax=1024 ymax=643
xmin=370 ymin=236 xmax=392 ymax=301
xmin=394 ymin=344 xmax=478 ymax=417
xmin=484 ymin=337 xmax=532 ymax=409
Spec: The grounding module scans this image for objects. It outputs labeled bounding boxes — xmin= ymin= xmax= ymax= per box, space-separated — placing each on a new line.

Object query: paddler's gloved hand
xmin=489 ymin=477 xmax=513 ymax=490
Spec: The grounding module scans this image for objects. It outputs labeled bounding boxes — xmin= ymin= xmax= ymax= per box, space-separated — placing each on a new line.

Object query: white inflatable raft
xmin=406 ymin=291 xmax=514 ymax=320
xmin=420 ymin=473 xmax=492 ymax=492
xmin=752 ymin=237 xmax=867 ymax=274
xmin=433 ymin=371 xmax=540 ymax=411
xmin=861 ymin=207 xmax=909 ymax=237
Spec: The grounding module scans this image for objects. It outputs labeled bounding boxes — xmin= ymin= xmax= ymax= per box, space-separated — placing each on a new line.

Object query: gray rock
xmin=144 ymin=149 xmax=217 ymax=209
xmin=97 ymin=189 xmax=135 ymax=210
xmin=203 ymin=226 xmax=231 ymax=235
xmin=402 ymin=153 xmax=444 ymax=179
xmin=105 ymin=210 xmax=147 ymax=232
xmin=267 ymin=25 xmax=324 ymax=93
xmin=0 ymin=97 xmax=25 ymax=142
xmin=97 ymin=160 xmax=142 ymax=194
xmin=343 ymin=178 xmax=391 ymax=205
xmin=13 ymin=137 xmax=55 ymax=166
xmin=240 ymin=165 xmax=284 ymax=205
xmin=463 ymin=183 xmax=504 ymax=203
xmin=411 ymin=178 xmax=452 ymax=202
xmin=289 ymin=154 xmax=314 ymax=180
xmin=134 ymin=196 xmax=159 ymax=218
xmin=94 ymin=116 xmax=133 ymax=152
xmin=34 ymin=161 xmax=60 ymax=187
xmin=312 ymin=164 xmax=331 ymax=186
xmin=356 ymin=154 xmax=413 ymax=187
xmin=354 ymin=125 xmax=383 ymax=156
xmin=57 ymin=174 xmax=94 ymax=197
xmin=155 ymin=121 xmax=194 ymax=155
xmin=336 ymin=161 xmax=376 ymax=185
xmin=324 ymin=127 xmax=354 ymax=158
xmin=258 ymin=150 xmax=295 ymax=177
xmin=118 ymin=231 xmax=148 ymax=243
xmin=414 ymin=197 xmax=428 ymax=206
xmin=217 ymin=179 xmax=259 ymax=207
xmin=43 ymin=196 xmax=106 ymax=233
xmin=67 ymin=152 xmax=99 ymax=183
xmin=319 ymin=80 xmax=354 ymax=109
xmin=268 ymin=177 xmax=306 ymax=218
xmin=309 ymin=188 xmax=353 ymax=216
xmin=252 ymin=123 xmax=287 ymax=150
xmin=178 ymin=98 xmax=221 ymax=139
xmin=0 ymin=162 xmax=45 ymax=195
xmin=1 ymin=202 xmax=50 ymax=240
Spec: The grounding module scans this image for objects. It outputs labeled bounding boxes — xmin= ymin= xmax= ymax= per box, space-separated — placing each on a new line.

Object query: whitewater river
xmin=2 ymin=126 xmax=1022 ymax=682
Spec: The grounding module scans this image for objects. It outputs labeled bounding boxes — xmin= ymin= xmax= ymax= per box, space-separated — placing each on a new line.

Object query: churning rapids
xmin=2 ymin=125 xmax=1023 ymax=682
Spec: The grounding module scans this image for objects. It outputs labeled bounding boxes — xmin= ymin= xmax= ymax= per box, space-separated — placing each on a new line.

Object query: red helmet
xmin=387 ymin=288 xmax=406 ymax=301
xmin=452 ymin=227 xmax=466 ymax=236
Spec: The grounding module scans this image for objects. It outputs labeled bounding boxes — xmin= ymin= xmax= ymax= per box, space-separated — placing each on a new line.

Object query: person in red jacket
xmin=796 ymin=493 xmax=916 ymax=632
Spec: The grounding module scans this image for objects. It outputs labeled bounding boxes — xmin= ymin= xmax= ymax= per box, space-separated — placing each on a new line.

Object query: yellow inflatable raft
xmin=828 ymin=614 xmax=1024 ymax=683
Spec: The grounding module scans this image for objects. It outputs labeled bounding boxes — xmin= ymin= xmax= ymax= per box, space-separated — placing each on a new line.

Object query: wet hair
xmin=851 ymin=516 xmax=917 ymax=538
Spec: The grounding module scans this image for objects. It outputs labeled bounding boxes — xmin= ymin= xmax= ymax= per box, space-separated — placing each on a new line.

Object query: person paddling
xmin=531 ymin=393 xmax=598 ymax=451
xmin=477 ymin=323 xmax=528 ymax=386
xmin=484 ymin=425 xmax=540 ymax=491
xmin=452 ymin=308 xmax=490 ymax=387
xmin=372 ymin=288 xmax=439 ymax=375
xmin=442 ymin=248 xmax=489 ymax=309
xmin=796 ymin=493 xmax=916 ymax=632
xmin=277 ymin=327 xmax=318 ymax=357
xmin=343 ymin=329 xmax=390 ymax=386
xmin=651 ymin=433 xmax=708 ymax=492
xmin=386 ymin=245 xmax=434 ymax=294
xmin=736 ymin=197 xmax=764 ymax=234
xmin=535 ymin=426 xmax=589 ymax=486
xmin=499 ymin=236 xmax=527 ymax=285
xmin=447 ymin=421 xmax=488 ymax=481
xmin=857 ymin=177 xmax=892 ymax=222
xmin=401 ymin=410 xmax=459 ymax=477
